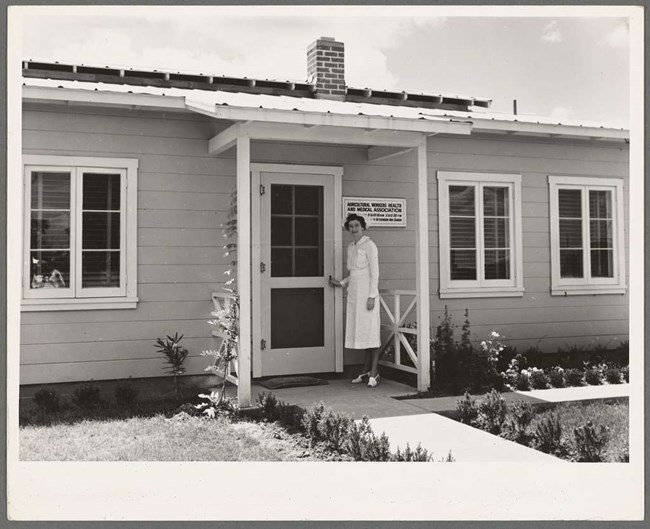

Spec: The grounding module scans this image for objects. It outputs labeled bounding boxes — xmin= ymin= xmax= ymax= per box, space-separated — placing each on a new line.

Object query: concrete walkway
xmin=253 ymin=377 xmax=629 ymax=463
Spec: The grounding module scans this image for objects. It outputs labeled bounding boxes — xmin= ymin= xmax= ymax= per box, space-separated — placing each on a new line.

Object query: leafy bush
xmin=301 ymin=402 xmax=327 ymax=444
xmin=154 ymin=332 xmax=189 ymax=401
xmin=195 ymin=391 xmax=238 ymax=418
xmin=257 ymin=392 xmax=279 ymax=420
xmin=584 ymin=367 xmax=603 ymax=385
xmin=604 ymin=366 xmax=622 ymax=384
xmin=344 ymin=416 xmax=391 ymax=462
xmin=114 ymin=379 xmax=139 ymax=408
xmin=32 ymin=387 xmax=60 ymax=413
xmin=621 ymin=365 xmax=630 ymax=382
xmin=393 ymin=443 xmax=433 ymax=462
xmin=529 ymin=368 xmax=549 ymax=390
xmin=547 ymin=366 xmax=566 ymax=388
xmin=71 ymin=382 xmax=102 ymax=409
xmin=317 ymin=408 xmax=352 ymax=452
xmin=573 ymin=420 xmax=609 ymax=462
xmin=564 ymin=368 xmax=585 ymax=387
xmin=534 ymin=413 xmax=563 ymax=455
xmin=515 ymin=371 xmax=531 ymax=391
xmin=504 ymin=401 xmax=535 ymax=443
xmin=456 ymin=392 xmax=479 ymax=425
xmin=476 ymin=389 xmax=508 ymax=435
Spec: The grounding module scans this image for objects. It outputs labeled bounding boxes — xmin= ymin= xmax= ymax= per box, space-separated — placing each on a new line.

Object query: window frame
xmin=22 ymin=155 xmax=138 ymax=311
xmin=548 ymin=175 xmax=626 ymax=296
xmin=437 ymin=171 xmax=524 ymax=299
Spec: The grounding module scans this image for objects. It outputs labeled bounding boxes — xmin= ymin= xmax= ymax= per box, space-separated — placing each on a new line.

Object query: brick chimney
xmin=307 ymin=36 xmax=345 ymax=100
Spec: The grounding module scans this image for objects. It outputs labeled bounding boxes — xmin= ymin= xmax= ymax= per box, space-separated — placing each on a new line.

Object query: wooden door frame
xmin=251 ymin=163 xmax=344 ymax=378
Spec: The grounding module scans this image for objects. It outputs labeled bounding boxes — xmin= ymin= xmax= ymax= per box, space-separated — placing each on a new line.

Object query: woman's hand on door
xmin=328 ymin=276 xmax=342 ymax=287
xmin=366 ymin=297 xmax=376 ymax=310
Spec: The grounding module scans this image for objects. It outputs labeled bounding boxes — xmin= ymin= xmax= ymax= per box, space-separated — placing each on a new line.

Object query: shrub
xmin=573 ymin=420 xmax=609 ymax=462
xmin=476 ymin=389 xmax=508 ymax=435
xmin=621 ymin=365 xmax=630 ymax=382
xmin=564 ymin=368 xmax=585 ymax=387
xmin=547 ymin=366 xmax=566 ymax=388
xmin=529 ymin=368 xmax=550 ymax=390
xmin=71 ymin=382 xmax=102 ymax=409
xmin=456 ymin=392 xmax=479 ymax=425
xmin=505 ymin=401 xmax=535 ymax=443
xmin=534 ymin=413 xmax=563 ymax=455
xmin=392 ymin=443 xmax=433 ymax=462
xmin=317 ymin=409 xmax=352 ymax=452
xmin=114 ymin=379 xmax=139 ymax=409
xmin=32 ymin=387 xmax=60 ymax=413
xmin=604 ymin=366 xmax=622 ymax=384
xmin=515 ymin=371 xmax=531 ymax=391
xmin=154 ymin=332 xmax=189 ymax=401
xmin=257 ymin=392 xmax=279 ymax=420
xmin=301 ymin=402 xmax=327 ymax=444
xmin=584 ymin=367 xmax=603 ymax=386
xmin=344 ymin=416 xmax=391 ymax=462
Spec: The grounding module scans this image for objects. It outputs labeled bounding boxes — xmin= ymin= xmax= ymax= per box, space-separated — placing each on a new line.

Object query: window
xmin=549 ymin=176 xmax=626 ymax=295
xmin=23 ymin=156 xmax=138 ymax=310
xmin=437 ymin=172 xmax=524 ymax=298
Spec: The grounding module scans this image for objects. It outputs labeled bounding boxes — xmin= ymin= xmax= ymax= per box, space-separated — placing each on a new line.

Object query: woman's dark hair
xmin=344 ymin=213 xmax=367 ymax=230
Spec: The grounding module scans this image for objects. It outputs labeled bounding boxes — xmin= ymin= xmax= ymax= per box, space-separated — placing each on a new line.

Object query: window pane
xmin=31 ymin=172 xmax=70 ymax=210
xmin=450 ymin=218 xmax=476 ymax=248
xmin=590 ymin=220 xmax=613 ymax=249
xmin=558 ymin=189 xmax=582 ymax=218
xmin=483 ymin=218 xmax=509 ymax=249
xmin=483 ymin=187 xmax=508 ymax=217
xmin=271 ymin=216 xmax=292 ymax=246
xmin=82 ymin=251 xmax=120 ymax=287
xmin=271 ymin=185 xmax=292 ymax=214
xmin=31 ymin=211 xmax=70 ymax=249
xmin=295 ymin=216 xmax=320 ymax=246
xmin=271 ymin=248 xmax=292 ymax=277
xmin=449 ymin=186 xmax=475 ymax=215
xmin=589 ymin=190 xmax=611 ymax=219
xmin=560 ymin=249 xmax=583 ymax=278
xmin=30 ymin=250 xmax=70 ymax=289
xmin=82 ymin=212 xmax=120 ymax=250
xmin=295 ymin=248 xmax=322 ymax=277
xmin=450 ymin=250 xmax=476 ymax=280
xmin=271 ymin=288 xmax=324 ymax=348
xmin=485 ymin=250 xmax=510 ymax=280
xmin=559 ymin=219 xmax=583 ymax=248
xmin=591 ymin=250 xmax=614 ymax=278
xmin=294 ymin=186 xmax=322 ymax=215
xmin=83 ymin=173 xmax=120 ymax=210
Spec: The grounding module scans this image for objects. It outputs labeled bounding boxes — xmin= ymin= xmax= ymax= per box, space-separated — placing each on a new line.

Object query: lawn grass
xmin=531 ymin=399 xmax=628 ymax=462
xmin=20 ymin=413 xmax=334 ymax=461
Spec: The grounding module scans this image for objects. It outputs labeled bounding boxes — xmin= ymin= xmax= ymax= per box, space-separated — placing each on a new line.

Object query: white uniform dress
xmin=341 ymin=235 xmax=380 ymax=349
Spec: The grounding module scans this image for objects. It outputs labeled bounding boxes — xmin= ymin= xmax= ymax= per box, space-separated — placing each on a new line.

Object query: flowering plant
xmin=480 ymin=330 xmax=505 ymax=367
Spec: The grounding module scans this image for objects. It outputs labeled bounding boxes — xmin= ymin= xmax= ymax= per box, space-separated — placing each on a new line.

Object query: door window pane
xmin=270 ymin=184 xmax=323 ymax=277
xmin=271 ymin=288 xmax=324 ymax=348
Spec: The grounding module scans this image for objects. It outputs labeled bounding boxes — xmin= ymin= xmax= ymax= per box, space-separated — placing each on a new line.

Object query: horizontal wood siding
xmin=21 ymin=103 xmax=630 ymax=384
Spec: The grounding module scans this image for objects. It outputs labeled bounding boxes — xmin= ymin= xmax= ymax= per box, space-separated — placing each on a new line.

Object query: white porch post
xmin=236 ymin=134 xmax=252 ymax=407
xmin=415 ymin=137 xmax=431 ymax=391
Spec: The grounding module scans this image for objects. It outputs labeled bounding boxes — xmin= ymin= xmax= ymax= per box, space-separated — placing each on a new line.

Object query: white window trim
xmin=437 ymin=171 xmax=524 ymax=299
xmin=22 ymin=155 xmax=138 ymax=311
xmin=549 ymin=175 xmax=626 ymax=296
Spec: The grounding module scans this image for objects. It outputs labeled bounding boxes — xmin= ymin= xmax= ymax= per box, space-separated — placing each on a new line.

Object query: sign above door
xmin=342 ymin=197 xmax=407 ymax=227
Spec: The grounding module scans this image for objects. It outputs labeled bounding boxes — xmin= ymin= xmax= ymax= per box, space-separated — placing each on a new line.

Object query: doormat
xmin=258 ymin=376 xmax=329 ymax=390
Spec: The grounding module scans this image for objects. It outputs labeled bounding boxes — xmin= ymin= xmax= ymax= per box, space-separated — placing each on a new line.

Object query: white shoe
xmin=368 ymin=375 xmax=380 ymax=388
xmin=352 ymin=372 xmax=370 ymax=384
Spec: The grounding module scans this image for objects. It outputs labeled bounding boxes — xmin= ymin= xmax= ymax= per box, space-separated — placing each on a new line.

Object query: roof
xmin=21 ymin=64 xmax=629 ymax=141
xmin=23 ymin=60 xmax=491 ymax=111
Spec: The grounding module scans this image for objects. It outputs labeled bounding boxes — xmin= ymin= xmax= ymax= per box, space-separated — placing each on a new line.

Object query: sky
xmin=17 ymin=7 xmax=633 ymax=128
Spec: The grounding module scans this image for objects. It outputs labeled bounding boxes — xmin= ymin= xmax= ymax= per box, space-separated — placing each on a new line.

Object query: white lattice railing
xmin=378 ymin=289 xmax=418 ymax=375
xmin=210 ymin=292 xmax=239 ymax=386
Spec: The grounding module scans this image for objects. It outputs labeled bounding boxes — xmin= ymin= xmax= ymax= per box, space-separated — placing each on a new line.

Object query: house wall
xmin=20 ymin=103 xmax=629 ymax=385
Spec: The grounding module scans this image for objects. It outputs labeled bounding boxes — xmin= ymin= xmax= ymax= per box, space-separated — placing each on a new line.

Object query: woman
xmin=329 ymin=213 xmax=381 ymax=387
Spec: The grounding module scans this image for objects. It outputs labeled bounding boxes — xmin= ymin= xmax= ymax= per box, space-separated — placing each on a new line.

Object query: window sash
xmin=23 ymin=165 xmax=127 ymax=300
xmin=447 ymin=181 xmax=515 ymax=288
xmin=552 ymin=184 xmax=619 ymax=286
